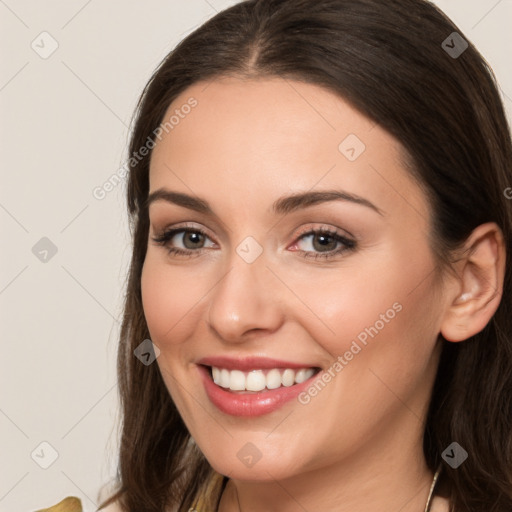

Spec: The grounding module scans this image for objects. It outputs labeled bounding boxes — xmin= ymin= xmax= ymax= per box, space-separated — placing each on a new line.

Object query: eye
xmin=151 ymin=226 xmax=216 ymax=257
xmin=151 ymin=224 xmax=356 ymax=261
xmin=291 ymin=227 xmax=356 ymax=260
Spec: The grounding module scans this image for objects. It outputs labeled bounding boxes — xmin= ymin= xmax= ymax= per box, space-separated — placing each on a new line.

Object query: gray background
xmin=1 ymin=1 xmax=511 ymax=511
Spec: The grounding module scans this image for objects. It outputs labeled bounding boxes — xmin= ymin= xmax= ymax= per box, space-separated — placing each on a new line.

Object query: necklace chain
xmin=230 ymin=464 xmax=443 ymax=512
xmin=424 ymin=464 xmax=443 ymax=512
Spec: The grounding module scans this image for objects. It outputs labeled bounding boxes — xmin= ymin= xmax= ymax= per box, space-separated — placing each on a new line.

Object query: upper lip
xmin=197 ymin=356 xmax=319 ymax=371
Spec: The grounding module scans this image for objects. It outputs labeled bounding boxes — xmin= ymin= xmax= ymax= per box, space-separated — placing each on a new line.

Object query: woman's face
xmin=141 ymin=77 xmax=450 ymax=481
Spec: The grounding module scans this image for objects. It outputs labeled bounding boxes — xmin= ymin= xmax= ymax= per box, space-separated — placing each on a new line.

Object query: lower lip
xmin=197 ymin=365 xmax=318 ymax=417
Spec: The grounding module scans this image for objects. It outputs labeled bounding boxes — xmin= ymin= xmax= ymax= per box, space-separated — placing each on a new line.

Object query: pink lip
xmin=196 ymin=362 xmax=320 ymax=417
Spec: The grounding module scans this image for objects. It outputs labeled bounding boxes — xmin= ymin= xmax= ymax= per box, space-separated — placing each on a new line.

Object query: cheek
xmin=140 ymin=254 xmax=205 ymax=347
xmin=288 ymin=246 xmax=441 ymax=383
xmin=272 ymin=258 xmax=441 ymax=464
xmin=281 ymin=265 xmax=401 ymax=354
xmin=140 ymin=255 xmax=206 ymax=414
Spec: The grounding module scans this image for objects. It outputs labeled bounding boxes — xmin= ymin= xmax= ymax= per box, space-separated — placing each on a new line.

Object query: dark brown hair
xmin=99 ymin=1 xmax=512 ymax=510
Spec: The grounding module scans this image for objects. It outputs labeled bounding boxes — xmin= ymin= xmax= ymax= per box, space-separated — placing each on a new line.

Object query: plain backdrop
xmin=0 ymin=1 xmax=511 ymax=511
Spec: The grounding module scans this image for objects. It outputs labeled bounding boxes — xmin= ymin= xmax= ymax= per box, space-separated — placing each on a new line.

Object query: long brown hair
xmin=99 ymin=1 xmax=512 ymax=510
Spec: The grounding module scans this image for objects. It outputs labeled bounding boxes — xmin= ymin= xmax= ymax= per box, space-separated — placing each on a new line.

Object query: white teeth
xmin=220 ymin=369 xmax=230 ymax=388
xmin=266 ymin=369 xmax=282 ymax=389
xmin=230 ymin=370 xmax=246 ymax=390
xmin=246 ymin=371 xmax=266 ymax=391
xmin=282 ymin=369 xmax=295 ymax=387
xmin=294 ymin=369 xmax=309 ymax=384
xmin=211 ymin=366 xmax=316 ymax=392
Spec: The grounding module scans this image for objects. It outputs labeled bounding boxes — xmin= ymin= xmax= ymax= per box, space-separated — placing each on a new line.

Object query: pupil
xmin=314 ymin=234 xmax=335 ymax=251
xmin=185 ymin=232 xmax=203 ymax=248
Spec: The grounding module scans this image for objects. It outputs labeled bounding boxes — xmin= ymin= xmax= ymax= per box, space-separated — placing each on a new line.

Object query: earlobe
xmin=440 ymin=223 xmax=506 ymax=343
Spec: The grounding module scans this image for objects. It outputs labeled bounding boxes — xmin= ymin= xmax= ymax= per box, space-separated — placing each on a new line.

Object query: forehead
xmin=148 ymin=77 xmax=429 ymax=223
xmin=151 ymin=77 xmax=377 ymax=169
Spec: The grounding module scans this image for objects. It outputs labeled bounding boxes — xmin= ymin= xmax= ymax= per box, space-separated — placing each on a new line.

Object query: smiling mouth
xmin=202 ymin=365 xmax=322 ymax=394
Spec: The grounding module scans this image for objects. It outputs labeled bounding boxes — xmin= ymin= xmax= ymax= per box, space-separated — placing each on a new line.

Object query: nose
xmin=207 ymin=250 xmax=284 ymax=344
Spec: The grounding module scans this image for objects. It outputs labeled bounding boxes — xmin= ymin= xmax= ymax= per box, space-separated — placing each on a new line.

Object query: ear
xmin=440 ymin=222 xmax=506 ymax=342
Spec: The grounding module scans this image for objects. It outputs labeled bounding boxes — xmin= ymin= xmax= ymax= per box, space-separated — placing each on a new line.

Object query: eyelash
xmin=151 ymin=225 xmax=357 ymax=261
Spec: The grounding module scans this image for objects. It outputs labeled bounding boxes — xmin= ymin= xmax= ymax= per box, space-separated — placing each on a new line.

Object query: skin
xmin=141 ymin=77 xmax=505 ymax=512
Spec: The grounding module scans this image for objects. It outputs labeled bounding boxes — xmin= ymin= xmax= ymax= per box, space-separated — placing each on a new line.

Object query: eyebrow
xmin=145 ymin=188 xmax=384 ymax=216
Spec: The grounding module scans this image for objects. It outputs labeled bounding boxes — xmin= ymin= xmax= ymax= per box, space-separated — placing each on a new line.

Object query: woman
xmin=99 ymin=0 xmax=512 ymax=510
